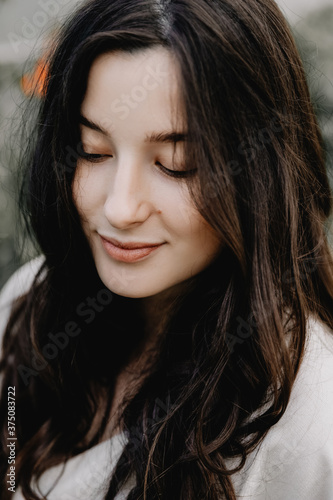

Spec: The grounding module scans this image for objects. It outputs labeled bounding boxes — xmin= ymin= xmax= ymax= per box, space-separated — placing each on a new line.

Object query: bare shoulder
xmin=0 ymin=255 xmax=46 ymax=339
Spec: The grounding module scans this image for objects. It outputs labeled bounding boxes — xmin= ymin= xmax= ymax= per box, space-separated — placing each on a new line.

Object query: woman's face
xmin=73 ymin=46 xmax=222 ymax=299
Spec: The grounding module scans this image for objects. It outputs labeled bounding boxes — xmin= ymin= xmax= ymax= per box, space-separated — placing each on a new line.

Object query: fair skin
xmin=72 ymin=46 xmax=223 ymax=439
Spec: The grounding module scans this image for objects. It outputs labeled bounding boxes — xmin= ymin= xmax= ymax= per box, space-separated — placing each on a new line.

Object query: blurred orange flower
xmin=21 ymin=59 xmax=49 ymax=97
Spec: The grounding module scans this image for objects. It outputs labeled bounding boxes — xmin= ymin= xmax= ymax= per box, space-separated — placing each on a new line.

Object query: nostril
xmin=103 ymin=195 xmax=153 ymax=229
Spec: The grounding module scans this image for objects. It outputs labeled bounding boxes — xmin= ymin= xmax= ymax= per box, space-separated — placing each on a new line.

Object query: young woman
xmin=1 ymin=0 xmax=333 ymax=498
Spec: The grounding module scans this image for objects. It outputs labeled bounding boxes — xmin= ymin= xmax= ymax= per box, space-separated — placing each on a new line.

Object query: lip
xmin=99 ymin=235 xmax=165 ymax=262
xmin=101 ymin=236 xmax=164 ymax=250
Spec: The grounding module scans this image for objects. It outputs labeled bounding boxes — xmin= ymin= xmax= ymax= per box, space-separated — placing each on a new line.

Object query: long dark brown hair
xmin=1 ymin=0 xmax=333 ymax=498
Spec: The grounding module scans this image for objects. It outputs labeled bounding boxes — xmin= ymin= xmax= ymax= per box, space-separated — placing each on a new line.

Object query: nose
xmin=103 ymin=156 xmax=153 ymax=229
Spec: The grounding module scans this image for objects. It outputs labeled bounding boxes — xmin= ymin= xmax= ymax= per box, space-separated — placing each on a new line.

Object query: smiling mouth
xmin=99 ymin=236 xmax=165 ymax=262
xmin=102 ymin=236 xmax=165 ymax=250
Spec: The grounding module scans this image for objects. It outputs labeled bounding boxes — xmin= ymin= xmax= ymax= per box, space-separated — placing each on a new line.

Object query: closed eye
xmin=78 ymin=151 xmax=197 ymax=178
xmin=156 ymin=161 xmax=197 ymax=178
xmin=79 ymin=152 xmax=113 ymax=163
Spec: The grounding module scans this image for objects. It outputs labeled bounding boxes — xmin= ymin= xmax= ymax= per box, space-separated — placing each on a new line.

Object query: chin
xmin=96 ymin=274 xmax=163 ymax=299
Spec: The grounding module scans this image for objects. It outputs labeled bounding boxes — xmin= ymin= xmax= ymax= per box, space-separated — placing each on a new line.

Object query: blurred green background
xmin=0 ymin=0 xmax=332 ymax=288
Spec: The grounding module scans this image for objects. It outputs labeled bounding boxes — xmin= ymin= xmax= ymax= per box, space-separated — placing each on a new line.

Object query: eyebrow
xmin=79 ymin=114 xmax=187 ymax=144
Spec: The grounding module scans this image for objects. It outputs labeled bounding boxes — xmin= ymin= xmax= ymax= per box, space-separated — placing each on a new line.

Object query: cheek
xmin=71 ymin=174 xmax=81 ymax=211
xmin=175 ymin=196 xmax=222 ymax=254
xmin=173 ymin=196 xmax=208 ymax=241
xmin=167 ymin=183 xmax=200 ymax=229
xmin=72 ymin=166 xmax=100 ymax=216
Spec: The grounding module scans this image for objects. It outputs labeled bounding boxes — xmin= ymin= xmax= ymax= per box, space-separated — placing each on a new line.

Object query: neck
xmin=137 ymin=276 xmax=198 ymax=339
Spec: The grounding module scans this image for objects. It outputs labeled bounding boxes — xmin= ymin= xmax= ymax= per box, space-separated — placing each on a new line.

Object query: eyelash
xmin=79 ymin=153 xmax=197 ymax=179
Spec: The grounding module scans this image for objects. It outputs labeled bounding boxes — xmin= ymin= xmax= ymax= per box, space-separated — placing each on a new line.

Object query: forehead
xmin=81 ymin=46 xmax=184 ymax=136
